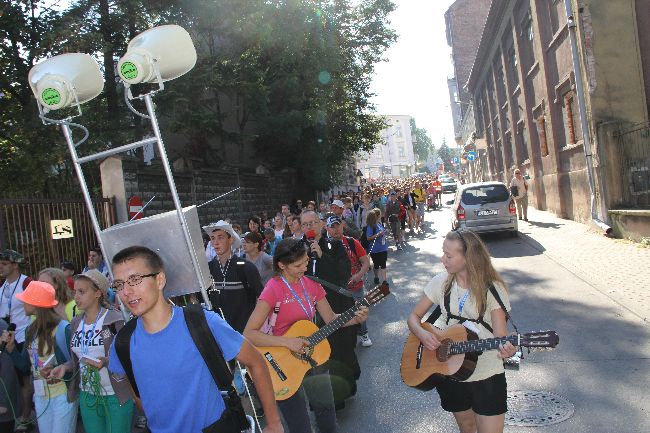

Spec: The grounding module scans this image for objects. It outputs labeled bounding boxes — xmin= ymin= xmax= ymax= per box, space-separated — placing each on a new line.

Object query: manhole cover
xmin=506 ymin=390 xmax=574 ymax=427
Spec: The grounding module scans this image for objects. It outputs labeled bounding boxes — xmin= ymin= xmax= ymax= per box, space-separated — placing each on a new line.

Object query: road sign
xmin=128 ymin=195 xmax=144 ymax=220
xmin=467 ymin=151 xmax=477 ymax=161
xmin=453 ymin=157 xmax=459 ymax=164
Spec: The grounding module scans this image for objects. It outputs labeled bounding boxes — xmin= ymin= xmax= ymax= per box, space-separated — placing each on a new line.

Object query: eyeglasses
xmin=300 ymin=221 xmax=318 ymax=228
xmin=111 ymin=272 xmax=159 ymax=292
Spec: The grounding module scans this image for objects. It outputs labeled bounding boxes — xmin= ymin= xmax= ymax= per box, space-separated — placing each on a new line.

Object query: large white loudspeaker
xmin=28 ymin=53 xmax=104 ymax=111
xmin=117 ymin=24 xmax=197 ymax=85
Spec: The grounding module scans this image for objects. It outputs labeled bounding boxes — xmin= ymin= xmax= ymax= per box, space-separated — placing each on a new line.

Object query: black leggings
xmin=370 ymin=251 xmax=388 ymax=269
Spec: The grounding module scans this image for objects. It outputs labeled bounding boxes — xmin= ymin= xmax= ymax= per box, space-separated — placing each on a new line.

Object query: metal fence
xmin=614 ymin=122 xmax=650 ymax=206
xmin=0 ymin=197 xmax=116 ymax=277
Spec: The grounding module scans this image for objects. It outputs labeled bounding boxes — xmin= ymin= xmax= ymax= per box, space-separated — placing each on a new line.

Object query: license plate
xmin=477 ymin=209 xmax=498 ymax=216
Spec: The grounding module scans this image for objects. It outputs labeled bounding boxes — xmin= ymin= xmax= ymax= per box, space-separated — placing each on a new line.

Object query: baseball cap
xmin=331 ymin=199 xmax=344 ymax=208
xmin=0 ymin=249 xmax=25 ymax=264
xmin=389 ymin=191 xmax=396 ymax=195
xmin=326 ymin=215 xmax=342 ymax=227
xmin=263 ymin=227 xmax=274 ymax=236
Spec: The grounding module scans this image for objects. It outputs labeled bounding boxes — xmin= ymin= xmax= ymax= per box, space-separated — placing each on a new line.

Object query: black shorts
xmin=370 ymin=251 xmax=387 ymax=269
xmin=436 ymin=373 xmax=507 ymax=416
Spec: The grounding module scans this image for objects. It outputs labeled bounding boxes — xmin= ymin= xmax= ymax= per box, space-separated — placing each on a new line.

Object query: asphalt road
xmin=336 ymin=194 xmax=650 ymax=433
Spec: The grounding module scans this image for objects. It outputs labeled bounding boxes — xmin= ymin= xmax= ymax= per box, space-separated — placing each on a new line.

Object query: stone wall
xmin=117 ymin=158 xmax=297 ymax=226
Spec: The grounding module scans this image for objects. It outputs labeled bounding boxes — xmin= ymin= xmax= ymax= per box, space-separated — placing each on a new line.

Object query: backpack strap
xmin=114 ymin=317 xmax=139 ymax=397
xmin=182 ymin=304 xmax=235 ymax=391
xmin=55 ymin=320 xmax=71 ymax=363
xmin=442 ymin=280 xmax=511 ymax=335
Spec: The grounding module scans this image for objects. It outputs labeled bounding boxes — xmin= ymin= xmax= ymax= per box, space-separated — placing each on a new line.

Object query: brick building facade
xmin=460 ymin=0 xmax=650 ymax=232
xmin=445 ymin=0 xmax=492 ymax=140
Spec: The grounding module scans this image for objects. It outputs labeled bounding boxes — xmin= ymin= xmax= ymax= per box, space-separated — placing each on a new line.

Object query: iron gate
xmin=614 ymin=122 xmax=650 ymax=206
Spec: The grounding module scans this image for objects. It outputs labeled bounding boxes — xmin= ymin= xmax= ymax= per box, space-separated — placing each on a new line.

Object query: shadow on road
xmin=526 ymin=220 xmax=564 ymax=229
xmin=479 ymin=232 xmax=545 ymax=258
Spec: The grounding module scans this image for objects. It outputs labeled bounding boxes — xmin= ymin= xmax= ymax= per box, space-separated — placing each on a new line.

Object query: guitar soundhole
xmin=436 ymin=338 xmax=453 ymax=362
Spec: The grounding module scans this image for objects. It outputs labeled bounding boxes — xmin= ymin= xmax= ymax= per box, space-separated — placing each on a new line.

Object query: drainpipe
xmin=564 ymin=0 xmax=612 ymax=234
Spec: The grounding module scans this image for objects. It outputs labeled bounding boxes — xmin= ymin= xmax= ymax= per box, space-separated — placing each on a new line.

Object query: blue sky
xmin=370 ymin=0 xmax=457 ymax=148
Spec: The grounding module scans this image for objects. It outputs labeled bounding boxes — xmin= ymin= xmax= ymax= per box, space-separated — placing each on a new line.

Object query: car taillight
xmin=509 ymin=200 xmax=516 ymax=215
xmin=457 ymin=204 xmax=465 ymax=220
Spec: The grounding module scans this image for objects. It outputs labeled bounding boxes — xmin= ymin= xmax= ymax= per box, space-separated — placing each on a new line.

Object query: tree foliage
xmin=410 ymin=117 xmax=434 ymax=163
xmin=0 ymin=0 xmax=396 ymax=194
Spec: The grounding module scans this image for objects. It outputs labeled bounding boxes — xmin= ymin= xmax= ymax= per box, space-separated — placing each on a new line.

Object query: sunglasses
xmin=452 ymin=227 xmax=468 ymax=252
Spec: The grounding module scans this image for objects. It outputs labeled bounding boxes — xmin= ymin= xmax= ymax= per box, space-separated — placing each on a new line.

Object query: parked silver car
xmin=450 ymin=181 xmax=518 ymax=236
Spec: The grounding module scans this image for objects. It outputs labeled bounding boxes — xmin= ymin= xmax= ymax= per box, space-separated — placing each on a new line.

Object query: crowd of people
xmin=0 ymin=170 xmax=525 ymax=433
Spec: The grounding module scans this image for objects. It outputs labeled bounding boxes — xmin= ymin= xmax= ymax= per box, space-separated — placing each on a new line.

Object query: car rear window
xmin=461 ymin=185 xmax=510 ymax=205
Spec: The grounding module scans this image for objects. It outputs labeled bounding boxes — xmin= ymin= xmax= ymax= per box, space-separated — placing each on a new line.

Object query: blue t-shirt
xmin=366 ymin=223 xmax=389 ymax=254
xmin=108 ymin=307 xmax=243 ymax=433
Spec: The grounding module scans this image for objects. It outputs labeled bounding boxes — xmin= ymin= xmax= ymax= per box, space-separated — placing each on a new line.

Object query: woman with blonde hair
xmin=1 ymin=281 xmax=77 ymax=433
xmin=50 ymin=270 xmax=134 ymax=433
xmin=407 ymin=230 xmax=517 ymax=433
xmin=38 ymin=268 xmax=76 ymax=321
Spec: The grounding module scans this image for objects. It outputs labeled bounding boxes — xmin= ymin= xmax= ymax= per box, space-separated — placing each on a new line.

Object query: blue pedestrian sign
xmin=467 ymin=151 xmax=477 ymax=161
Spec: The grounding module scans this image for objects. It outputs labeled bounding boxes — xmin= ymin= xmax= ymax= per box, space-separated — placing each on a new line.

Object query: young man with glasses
xmin=107 ymin=246 xmax=283 ymax=433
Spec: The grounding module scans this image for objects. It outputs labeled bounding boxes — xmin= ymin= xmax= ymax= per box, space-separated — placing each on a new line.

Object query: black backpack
xmin=114 ymin=304 xmax=249 ymax=432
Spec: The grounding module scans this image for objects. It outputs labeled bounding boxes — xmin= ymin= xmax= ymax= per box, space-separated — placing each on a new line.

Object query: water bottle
xmin=234 ymin=367 xmax=246 ymax=395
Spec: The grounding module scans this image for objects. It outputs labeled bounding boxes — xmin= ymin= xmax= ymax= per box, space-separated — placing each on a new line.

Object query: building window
xmin=399 ymin=146 xmax=406 ymax=158
xmin=549 ymin=0 xmax=565 ymax=36
xmin=396 ymin=125 xmax=403 ymax=138
xmin=517 ymin=122 xmax=529 ymax=163
xmin=509 ymin=47 xmax=519 ymax=87
xmin=536 ymin=115 xmax=549 ymax=157
xmin=562 ymin=91 xmax=582 ymax=145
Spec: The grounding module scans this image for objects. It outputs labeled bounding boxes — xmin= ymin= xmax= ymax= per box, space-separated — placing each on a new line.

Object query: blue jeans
xmin=34 ymin=392 xmax=78 ymax=433
xmin=352 ymin=287 xmax=368 ymax=335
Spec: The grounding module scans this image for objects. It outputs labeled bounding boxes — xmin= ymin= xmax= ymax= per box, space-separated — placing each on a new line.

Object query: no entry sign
xmin=128 ymin=195 xmax=144 ymax=220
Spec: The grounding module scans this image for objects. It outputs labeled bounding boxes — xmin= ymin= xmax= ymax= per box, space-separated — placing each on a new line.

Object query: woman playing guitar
xmin=244 ymin=238 xmax=368 ymax=433
xmin=406 ymin=230 xmax=517 ymax=433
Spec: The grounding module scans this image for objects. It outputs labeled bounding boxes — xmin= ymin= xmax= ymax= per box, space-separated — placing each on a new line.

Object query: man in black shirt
xmin=204 ymin=221 xmax=263 ymax=333
xmin=300 ymin=210 xmax=360 ymax=409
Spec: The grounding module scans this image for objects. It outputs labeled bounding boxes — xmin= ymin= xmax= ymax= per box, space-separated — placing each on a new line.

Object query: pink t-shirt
xmin=258 ymin=276 xmax=326 ymax=336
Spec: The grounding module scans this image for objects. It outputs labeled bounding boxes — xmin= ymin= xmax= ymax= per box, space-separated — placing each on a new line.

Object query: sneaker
xmin=135 ymin=415 xmax=147 ymax=429
xmin=359 ymin=333 xmax=373 ymax=347
xmin=14 ymin=419 xmax=32 ymax=432
xmin=397 ymin=244 xmax=403 ymax=250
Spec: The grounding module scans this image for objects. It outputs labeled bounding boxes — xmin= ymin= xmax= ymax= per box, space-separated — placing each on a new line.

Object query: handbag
xmin=510 ymin=185 xmax=519 ymax=197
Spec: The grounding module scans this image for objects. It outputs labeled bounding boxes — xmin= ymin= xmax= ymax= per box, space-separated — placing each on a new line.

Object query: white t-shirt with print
xmin=423 ymin=272 xmax=511 ymax=382
xmin=0 ymin=274 xmax=32 ymax=344
xmin=71 ymin=310 xmax=114 ymax=395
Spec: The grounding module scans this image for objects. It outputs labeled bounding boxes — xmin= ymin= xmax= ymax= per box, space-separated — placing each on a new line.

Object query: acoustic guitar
xmin=257 ymin=282 xmax=390 ymax=400
xmin=401 ymin=323 xmax=559 ymax=390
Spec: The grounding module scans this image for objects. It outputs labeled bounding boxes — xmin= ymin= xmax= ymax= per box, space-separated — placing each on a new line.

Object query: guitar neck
xmin=448 ymin=334 xmax=520 ymax=355
xmin=307 ymin=304 xmax=363 ymax=346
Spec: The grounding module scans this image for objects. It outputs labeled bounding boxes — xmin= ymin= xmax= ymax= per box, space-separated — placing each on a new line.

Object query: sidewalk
xmin=517 ymin=207 xmax=650 ymax=323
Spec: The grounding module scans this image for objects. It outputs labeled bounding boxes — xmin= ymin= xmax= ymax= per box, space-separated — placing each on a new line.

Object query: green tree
xmin=410 ymin=117 xmax=434 ymax=162
xmin=0 ymin=0 xmax=397 ymax=195
xmin=437 ymin=138 xmax=452 ymax=167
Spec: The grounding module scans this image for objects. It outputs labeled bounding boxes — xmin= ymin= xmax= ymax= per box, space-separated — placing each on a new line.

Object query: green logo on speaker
xmin=41 ymin=88 xmax=61 ymax=106
xmin=120 ymin=61 xmax=138 ymax=80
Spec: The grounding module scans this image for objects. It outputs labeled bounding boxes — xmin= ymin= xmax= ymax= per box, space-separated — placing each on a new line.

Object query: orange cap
xmin=16 ymin=281 xmax=58 ymax=308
